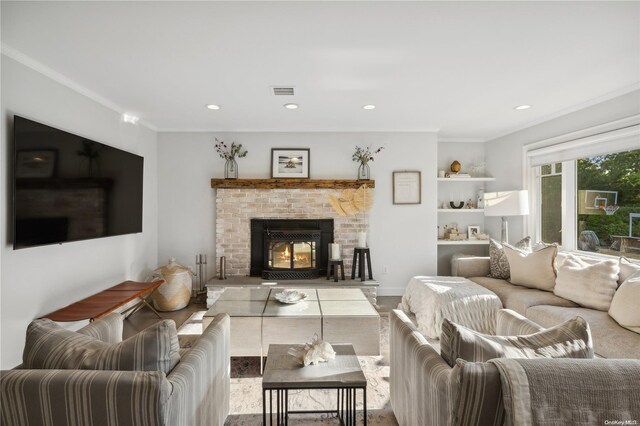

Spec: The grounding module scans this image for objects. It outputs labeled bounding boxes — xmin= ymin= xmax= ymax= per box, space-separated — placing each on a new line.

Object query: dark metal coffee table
xmin=262 ymin=344 xmax=367 ymax=425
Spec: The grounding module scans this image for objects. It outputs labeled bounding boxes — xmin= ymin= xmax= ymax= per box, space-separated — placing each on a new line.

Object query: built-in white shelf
xmin=437 ymin=209 xmax=485 ymax=213
xmin=437 ymin=240 xmax=490 ymax=245
xmin=437 ymin=177 xmax=496 ymax=182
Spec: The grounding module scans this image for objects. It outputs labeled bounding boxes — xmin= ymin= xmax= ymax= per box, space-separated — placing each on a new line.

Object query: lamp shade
xmin=484 ymin=190 xmax=529 ymax=217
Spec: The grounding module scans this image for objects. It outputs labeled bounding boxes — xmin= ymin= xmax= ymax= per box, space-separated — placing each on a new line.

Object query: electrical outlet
xmin=383 ymin=265 xmax=389 ymax=274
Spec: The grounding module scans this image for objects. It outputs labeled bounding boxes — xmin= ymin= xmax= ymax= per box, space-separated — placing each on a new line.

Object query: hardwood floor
xmin=122 ymin=295 xmax=402 ymax=339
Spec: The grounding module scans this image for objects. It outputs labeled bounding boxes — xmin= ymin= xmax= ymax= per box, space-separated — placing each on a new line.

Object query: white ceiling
xmin=2 ymin=1 xmax=639 ymax=139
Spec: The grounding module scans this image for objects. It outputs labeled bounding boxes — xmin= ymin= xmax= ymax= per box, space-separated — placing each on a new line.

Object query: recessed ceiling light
xmin=514 ymin=104 xmax=531 ymax=110
xmin=284 ymin=103 xmax=299 ymax=110
xmin=122 ymin=114 xmax=139 ymax=124
xmin=362 ymin=104 xmax=376 ymax=110
xmin=206 ymin=104 xmax=221 ymax=110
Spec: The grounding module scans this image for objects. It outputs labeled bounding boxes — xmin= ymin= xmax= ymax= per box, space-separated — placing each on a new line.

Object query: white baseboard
xmin=377 ymin=287 xmax=406 ymax=297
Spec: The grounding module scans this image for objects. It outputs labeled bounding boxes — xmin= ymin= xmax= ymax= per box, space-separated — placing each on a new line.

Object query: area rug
xmin=177 ymin=310 xmax=399 ymax=425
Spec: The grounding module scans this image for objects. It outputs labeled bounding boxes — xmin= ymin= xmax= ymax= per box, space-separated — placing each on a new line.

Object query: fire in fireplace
xmin=250 ymin=219 xmax=333 ymax=279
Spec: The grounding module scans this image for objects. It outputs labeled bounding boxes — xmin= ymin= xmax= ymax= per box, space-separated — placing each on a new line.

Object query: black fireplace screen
xmin=250 ymin=219 xmax=333 ymax=279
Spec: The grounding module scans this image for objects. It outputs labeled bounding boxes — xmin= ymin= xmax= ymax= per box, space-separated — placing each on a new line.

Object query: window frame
xmin=523 ymin=115 xmax=640 ymax=258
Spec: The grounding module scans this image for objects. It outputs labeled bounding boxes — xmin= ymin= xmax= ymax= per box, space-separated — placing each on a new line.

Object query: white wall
xmin=1 ymin=55 xmax=158 ymax=369
xmin=158 ymin=132 xmax=438 ymax=296
xmin=485 ymin=90 xmax=640 ymax=242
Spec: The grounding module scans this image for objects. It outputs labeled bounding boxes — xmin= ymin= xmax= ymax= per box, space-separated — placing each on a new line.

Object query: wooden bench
xmin=44 ymin=280 xmax=163 ymax=322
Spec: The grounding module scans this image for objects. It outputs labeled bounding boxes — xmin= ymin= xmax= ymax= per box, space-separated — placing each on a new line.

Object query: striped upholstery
xmin=440 ymin=316 xmax=594 ymax=367
xmin=0 ymin=369 xmax=171 ymax=425
xmin=23 ymin=318 xmax=180 ymax=373
xmin=168 ymin=313 xmax=230 ymax=426
xmin=77 ymin=312 xmax=124 ymax=343
xmin=451 ymin=360 xmax=504 ymax=426
xmin=390 ymin=309 xmax=455 ymax=426
xmin=495 ymin=309 xmax=544 ymax=336
xmin=1 ymin=313 xmax=231 ymax=426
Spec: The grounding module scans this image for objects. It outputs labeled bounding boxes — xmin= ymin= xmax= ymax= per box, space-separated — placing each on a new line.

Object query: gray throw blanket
xmin=490 ymin=358 xmax=640 ymax=426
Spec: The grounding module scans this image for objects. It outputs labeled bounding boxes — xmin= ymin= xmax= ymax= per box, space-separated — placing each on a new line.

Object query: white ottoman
xmin=399 ymin=276 xmax=503 ymax=339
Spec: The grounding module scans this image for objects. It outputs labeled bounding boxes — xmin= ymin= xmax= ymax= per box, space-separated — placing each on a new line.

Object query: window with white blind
xmin=525 ymin=117 xmax=640 ymax=259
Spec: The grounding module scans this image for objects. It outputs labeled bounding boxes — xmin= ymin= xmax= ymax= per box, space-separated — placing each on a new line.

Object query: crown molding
xmin=438 ymin=137 xmax=487 ymax=143
xmin=1 ymin=44 xmax=158 ymax=132
xmin=157 ymin=128 xmax=441 ymax=133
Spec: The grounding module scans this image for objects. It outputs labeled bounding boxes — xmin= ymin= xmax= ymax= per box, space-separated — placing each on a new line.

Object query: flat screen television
xmin=13 ymin=116 xmax=144 ymax=249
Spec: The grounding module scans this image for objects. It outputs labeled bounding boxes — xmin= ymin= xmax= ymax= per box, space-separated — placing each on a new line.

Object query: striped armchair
xmin=389 ymin=308 xmax=543 ymax=426
xmin=0 ymin=313 xmax=230 ymax=426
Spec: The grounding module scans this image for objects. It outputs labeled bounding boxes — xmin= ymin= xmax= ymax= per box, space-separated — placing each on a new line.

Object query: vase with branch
xmin=352 ymin=145 xmax=384 ymax=180
xmin=214 ymin=138 xmax=248 ymax=179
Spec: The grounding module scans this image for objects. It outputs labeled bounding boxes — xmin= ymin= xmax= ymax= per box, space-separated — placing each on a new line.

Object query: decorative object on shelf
xmin=275 ymin=289 xmax=309 ymax=304
xmin=393 ymin=170 xmax=421 ymax=204
xmin=445 ymin=172 xmax=471 ymax=178
xmin=465 ymin=199 xmax=475 ymax=209
xmin=214 ymin=138 xmax=248 ymax=179
xmin=468 ymin=225 xmax=481 ymax=240
xmin=450 ymin=160 xmax=462 ymax=173
xmin=484 ymin=190 xmax=530 ymax=242
xmin=477 ymin=189 xmax=485 ymax=209
xmin=16 ymin=149 xmax=57 ymax=178
xmin=448 ymin=229 xmax=467 ymax=240
xmin=353 ymin=145 xmax=384 ymax=180
xmin=450 ymin=201 xmax=464 ymax=209
xmin=475 ymin=232 xmax=491 ymax=240
xmin=468 ymin=161 xmax=486 ymax=177
xmin=438 ymin=170 xmax=446 ymax=178
xmin=438 ymin=225 xmax=446 ymax=239
xmin=271 ymin=148 xmax=310 ymax=178
xmin=147 ymin=258 xmax=193 ymax=312
xmin=288 ymin=334 xmax=336 ymax=366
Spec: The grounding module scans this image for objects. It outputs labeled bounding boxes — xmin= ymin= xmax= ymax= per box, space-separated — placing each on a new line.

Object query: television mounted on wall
xmin=12 ymin=116 xmax=144 ymax=249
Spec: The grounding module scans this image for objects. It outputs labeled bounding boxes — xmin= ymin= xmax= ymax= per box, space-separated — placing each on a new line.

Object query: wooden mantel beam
xmin=210 ymin=178 xmax=375 ymax=189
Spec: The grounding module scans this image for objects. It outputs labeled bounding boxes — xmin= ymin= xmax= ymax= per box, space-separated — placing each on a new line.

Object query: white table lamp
xmin=484 ymin=190 xmax=529 ymax=243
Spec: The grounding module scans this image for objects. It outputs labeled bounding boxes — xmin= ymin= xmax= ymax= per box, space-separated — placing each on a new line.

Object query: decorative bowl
xmin=275 ymin=290 xmax=308 ymax=304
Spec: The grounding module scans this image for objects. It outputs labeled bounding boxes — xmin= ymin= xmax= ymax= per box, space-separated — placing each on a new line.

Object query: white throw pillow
xmin=609 ymin=270 xmax=640 ymax=334
xmin=618 ymin=257 xmax=640 ymax=286
xmin=503 ymin=244 xmax=557 ymax=291
xmin=554 ymin=254 xmax=619 ymax=311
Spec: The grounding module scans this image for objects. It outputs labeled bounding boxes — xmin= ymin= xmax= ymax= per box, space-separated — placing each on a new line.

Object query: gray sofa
xmin=0 ymin=313 xmax=231 ymax=426
xmin=453 ymin=256 xmax=640 ymax=359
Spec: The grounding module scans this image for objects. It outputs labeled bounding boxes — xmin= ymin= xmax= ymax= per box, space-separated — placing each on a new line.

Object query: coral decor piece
xmin=288 ymin=334 xmax=336 ymax=367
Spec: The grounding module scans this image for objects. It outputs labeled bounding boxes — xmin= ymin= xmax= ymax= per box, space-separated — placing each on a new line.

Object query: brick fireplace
xmin=215 ymin=188 xmax=367 ymax=277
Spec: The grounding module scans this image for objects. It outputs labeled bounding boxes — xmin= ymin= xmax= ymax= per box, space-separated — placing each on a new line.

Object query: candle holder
xmin=329 ymin=243 xmax=342 ymax=261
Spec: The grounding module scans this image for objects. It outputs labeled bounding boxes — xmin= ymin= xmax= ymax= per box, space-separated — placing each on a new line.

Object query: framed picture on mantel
xmin=271 ymin=148 xmax=310 ymax=179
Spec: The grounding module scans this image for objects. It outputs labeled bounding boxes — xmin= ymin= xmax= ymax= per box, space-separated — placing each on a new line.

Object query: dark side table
xmin=351 ymin=248 xmax=373 ymax=282
xmin=327 ymin=259 xmax=345 ymax=282
xmin=262 ymin=344 xmax=367 ymax=425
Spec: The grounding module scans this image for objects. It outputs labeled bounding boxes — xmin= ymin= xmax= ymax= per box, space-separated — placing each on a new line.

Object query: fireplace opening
xmin=251 ymin=219 xmax=333 ymax=279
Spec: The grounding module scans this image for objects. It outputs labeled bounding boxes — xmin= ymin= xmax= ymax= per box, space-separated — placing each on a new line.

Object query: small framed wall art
xmin=271 ymin=148 xmax=310 ymax=179
xmin=468 ymin=225 xmax=481 ymax=240
xmin=393 ymin=170 xmax=421 ymax=204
